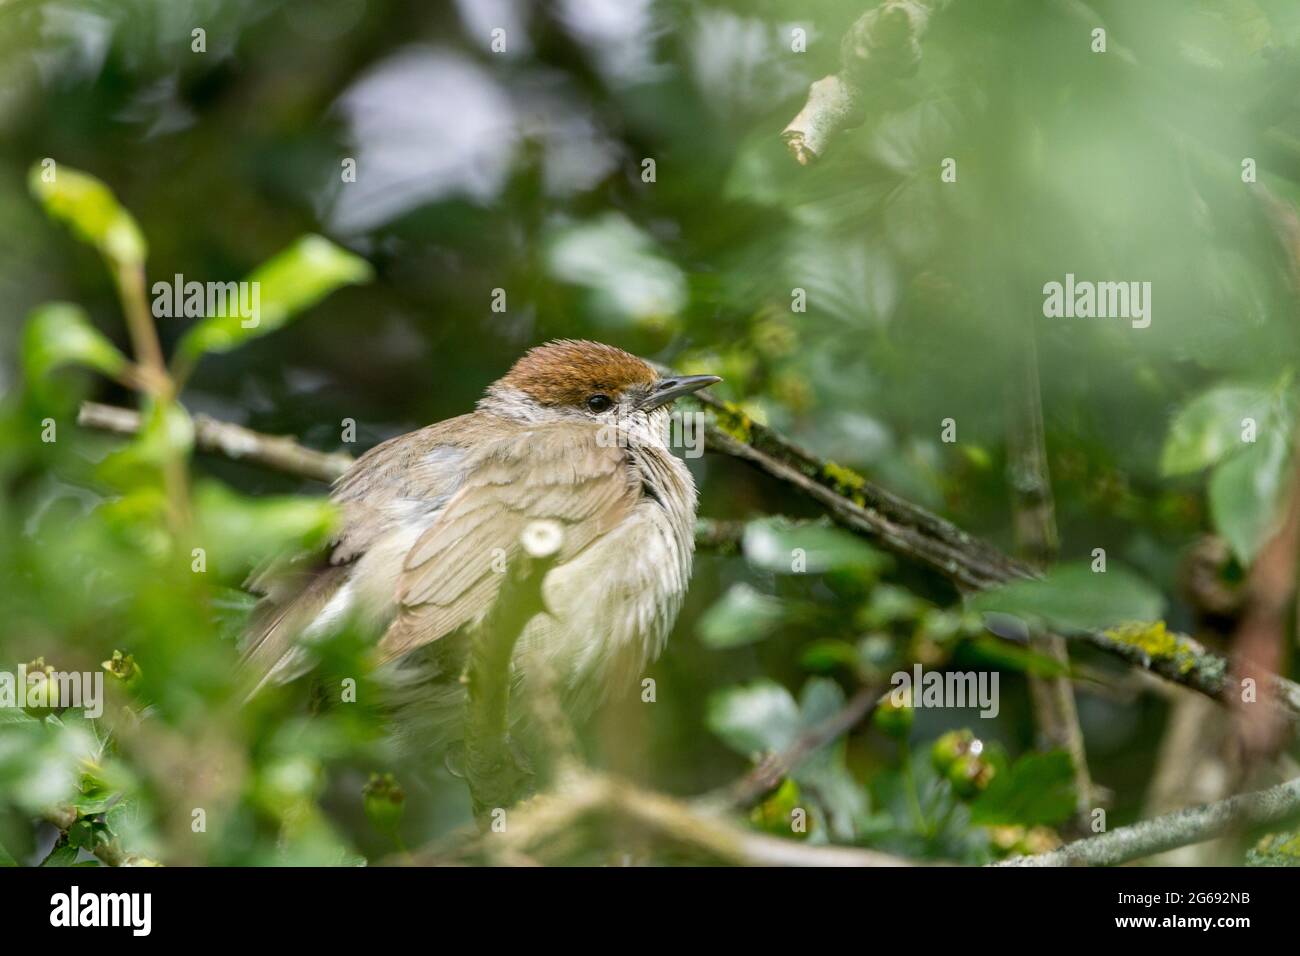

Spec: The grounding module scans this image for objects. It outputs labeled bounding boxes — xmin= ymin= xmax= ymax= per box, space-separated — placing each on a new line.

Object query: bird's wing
xmin=377 ymin=421 xmax=639 ymax=662
xmin=239 ymin=416 xmax=476 ymax=690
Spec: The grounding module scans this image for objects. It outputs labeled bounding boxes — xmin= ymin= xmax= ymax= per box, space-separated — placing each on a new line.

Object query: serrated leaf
xmin=22 ymin=303 xmax=128 ymax=385
xmin=970 ymin=561 xmax=1164 ymax=633
xmin=177 ymin=235 xmax=372 ymax=358
xmin=1209 ymin=429 xmax=1292 ymax=565
xmin=742 ymin=517 xmax=886 ymax=574
xmin=1160 ymin=384 xmax=1277 ymax=476
xmin=706 ymin=680 xmax=800 ymax=755
xmin=697 ymin=583 xmax=785 ymax=648
xmin=29 ymin=163 xmax=146 ymax=267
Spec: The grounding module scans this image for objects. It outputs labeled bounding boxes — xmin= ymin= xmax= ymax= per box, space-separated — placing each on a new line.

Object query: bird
xmin=240 ymin=339 xmax=720 ymax=749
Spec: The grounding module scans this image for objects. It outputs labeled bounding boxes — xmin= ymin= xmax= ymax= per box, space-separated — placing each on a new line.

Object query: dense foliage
xmin=2 ymin=0 xmax=1299 ymax=866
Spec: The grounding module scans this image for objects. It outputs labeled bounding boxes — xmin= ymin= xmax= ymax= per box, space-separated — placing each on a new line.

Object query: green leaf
xmin=800 ymin=639 xmax=860 ymax=672
xmin=193 ymin=480 xmax=338 ymax=577
xmin=797 ymin=676 xmax=845 ymax=725
xmin=1160 ymin=384 xmax=1277 ymax=476
xmin=969 ymin=749 xmax=1076 ymax=827
xmin=22 ymin=303 xmax=129 ymax=385
xmin=970 ymin=561 xmax=1164 ymax=632
xmin=96 ymin=401 xmax=194 ymax=490
xmin=0 ymin=839 xmax=17 ymax=867
xmin=29 ymin=163 xmax=146 ymax=267
xmin=963 ymin=636 xmax=1070 ymax=679
xmin=706 ymin=680 xmax=801 ymax=755
xmin=546 ymin=213 xmax=686 ymax=328
xmin=1209 ymin=428 xmax=1292 ymax=565
xmin=40 ymin=842 xmax=81 ymax=867
xmin=697 ymin=583 xmax=786 ymax=648
xmin=856 ymin=584 xmax=925 ymax=629
xmin=177 ymin=235 xmax=373 ymax=358
xmin=742 ymin=517 xmax=886 ymax=574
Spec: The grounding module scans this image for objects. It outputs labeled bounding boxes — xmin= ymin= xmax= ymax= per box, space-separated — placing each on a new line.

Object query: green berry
xmin=930 ymin=729 xmax=975 ymax=775
xmin=873 ymin=690 xmax=914 ymax=739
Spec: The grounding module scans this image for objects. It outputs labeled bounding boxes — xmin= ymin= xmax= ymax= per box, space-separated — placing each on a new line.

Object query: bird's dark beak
xmin=639 ymin=374 xmax=722 ymax=411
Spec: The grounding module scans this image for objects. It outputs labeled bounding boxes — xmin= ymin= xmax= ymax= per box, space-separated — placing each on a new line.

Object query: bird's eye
xmin=586 ymin=394 xmax=613 ymax=413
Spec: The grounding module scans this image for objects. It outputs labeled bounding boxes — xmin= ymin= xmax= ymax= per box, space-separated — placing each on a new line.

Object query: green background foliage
xmin=1 ymin=0 xmax=1299 ymax=866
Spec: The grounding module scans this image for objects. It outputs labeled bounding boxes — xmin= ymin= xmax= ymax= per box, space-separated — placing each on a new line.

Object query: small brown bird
xmin=241 ymin=340 xmax=719 ymax=746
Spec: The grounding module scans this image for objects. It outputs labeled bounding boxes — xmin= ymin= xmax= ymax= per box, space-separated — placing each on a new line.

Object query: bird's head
xmin=480 ymin=339 xmax=720 ymax=441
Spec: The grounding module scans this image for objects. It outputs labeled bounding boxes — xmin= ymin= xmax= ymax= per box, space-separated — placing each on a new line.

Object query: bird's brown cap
xmin=497 ymin=339 xmax=658 ymax=406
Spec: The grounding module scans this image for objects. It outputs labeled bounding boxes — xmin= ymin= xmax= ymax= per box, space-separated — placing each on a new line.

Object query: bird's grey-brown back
xmin=239 ymin=339 xmax=718 ymax=749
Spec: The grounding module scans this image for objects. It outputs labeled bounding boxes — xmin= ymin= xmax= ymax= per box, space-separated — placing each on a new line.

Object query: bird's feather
xmin=378 ymin=421 xmax=639 ymax=660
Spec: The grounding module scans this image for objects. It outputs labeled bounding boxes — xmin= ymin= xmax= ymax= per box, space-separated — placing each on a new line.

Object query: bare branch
xmin=783 ymin=0 xmax=945 ymax=164
xmin=407 ymin=769 xmax=928 ymax=867
xmin=79 ymin=400 xmax=353 ymax=484
xmin=1005 ymin=331 xmax=1092 ymax=819
xmin=698 ymin=683 xmax=884 ymax=812
xmin=997 ymin=775 xmax=1300 ymax=867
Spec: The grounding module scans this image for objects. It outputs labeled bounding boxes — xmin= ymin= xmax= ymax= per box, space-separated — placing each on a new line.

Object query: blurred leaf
xmin=22 ymin=303 xmax=128 ymax=385
xmin=96 ymin=401 xmax=194 ymax=490
xmin=0 ymin=721 xmax=98 ymax=816
xmin=1160 ymin=384 xmax=1277 ymax=476
xmin=706 ymin=680 xmax=800 ymax=755
xmin=177 ymin=235 xmax=373 ymax=358
xmin=1209 ymin=428 xmax=1292 ymax=565
xmin=786 ymin=236 xmax=898 ymax=327
xmin=193 ymin=480 xmax=337 ymax=578
xmin=743 ymin=517 xmax=887 ymax=574
xmin=970 ymin=561 xmax=1164 ymax=632
xmin=697 ymin=583 xmax=785 ymax=648
xmin=28 ymin=163 xmax=146 ymax=267
xmin=794 ymin=678 xmax=868 ymax=840
xmin=963 ymin=636 xmax=1070 ymax=679
xmin=969 ymin=749 xmax=1076 ymax=827
xmin=800 ymin=639 xmax=860 ymax=672
xmin=546 ymin=213 xmax=686 ymax=328
xmin=39 ymin=842 xmax=80 ymax=867
xmin=0 ymin=840 xmax=15 ymax=866
xmin=856 ymin=584 xmax=926 ymax=629
xmin=749 ymin=777 xmax=804 ymax=835
xmin=797 ymin=676 xmax=845 ymax=725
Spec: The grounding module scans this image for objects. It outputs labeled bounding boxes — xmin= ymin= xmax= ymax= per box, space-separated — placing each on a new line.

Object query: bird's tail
xmin=238 ymin=558 xmax=352 ymax=698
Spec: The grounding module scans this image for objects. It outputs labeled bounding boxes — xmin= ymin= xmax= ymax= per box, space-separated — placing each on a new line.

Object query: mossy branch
xmin=997 ymin=774 xmax=1300 ymax=867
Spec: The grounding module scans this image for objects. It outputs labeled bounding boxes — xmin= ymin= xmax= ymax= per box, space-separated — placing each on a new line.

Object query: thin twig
xmin=78 ymin=401 xmax=353 ymax=485
xmin=404 ymin=769 xmax=928 ymax=867
xmin=697 ymin=683 xmax=884 ymax=812
xmin=1005 ymin=331 xmax=1092 ymax=818
xmin=997 ymin=775 xmax=1300 ymax=867
xmin=40 ymin=806 xmax=150 ymax=867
